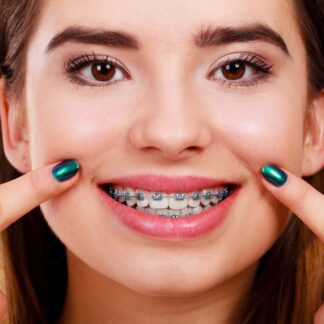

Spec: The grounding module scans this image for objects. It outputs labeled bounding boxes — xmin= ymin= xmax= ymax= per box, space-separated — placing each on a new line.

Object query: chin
xmin=123 ymin=278 xmax=215 ymax=298
xmin=110 ymin=262 xmax=229 ymax=298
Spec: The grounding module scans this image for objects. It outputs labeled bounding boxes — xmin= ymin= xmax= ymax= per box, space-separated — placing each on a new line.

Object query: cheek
xmin=204 ymin=90 xmax=306 ymax=174
xmin=25 ymin=89 xmax=133 ymax=167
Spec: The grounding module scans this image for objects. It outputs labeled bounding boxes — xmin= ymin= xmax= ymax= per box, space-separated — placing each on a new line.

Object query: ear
xmin=0 ymin=78 xmax=31 ymax=173
xmin=302 ymin=91 xmax=324 ymax=176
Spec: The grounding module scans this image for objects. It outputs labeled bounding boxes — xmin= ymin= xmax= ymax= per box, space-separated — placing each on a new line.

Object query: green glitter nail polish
xmin=52 ymin=160 xmax=80 ymax=182
xmin=261 ymin=164 xmax=288 ymax=187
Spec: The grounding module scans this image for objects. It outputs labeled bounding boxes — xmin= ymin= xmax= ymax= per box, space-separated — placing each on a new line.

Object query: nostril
xmin=143 ymin=145 xmax=200 ymax=153
xmin=186 ymin=146 xmax=202 ymax=152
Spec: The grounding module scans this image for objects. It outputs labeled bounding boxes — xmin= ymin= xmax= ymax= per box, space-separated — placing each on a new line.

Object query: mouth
xmin=99 ymin=183 xmax=235 ymax=219
xmin=97 ymin=175 xmax=240 ymax=240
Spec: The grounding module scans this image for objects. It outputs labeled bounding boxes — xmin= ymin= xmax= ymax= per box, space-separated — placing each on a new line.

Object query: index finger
xmin=0 ymin=160 xmax=80 ymax=232
xmin=261 ymin=164 xmax=324 ymax=241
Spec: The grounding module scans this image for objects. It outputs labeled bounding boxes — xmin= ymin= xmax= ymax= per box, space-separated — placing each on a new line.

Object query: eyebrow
xmin=47 ymin=27 xmax=140 ymax=51
xmin=194 ymin=24 xmax=289 ymax=55
xmin=46 ymin=24 xmax=289 ymax=56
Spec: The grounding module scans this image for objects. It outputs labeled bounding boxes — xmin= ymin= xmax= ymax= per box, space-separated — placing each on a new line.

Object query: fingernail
xmin=261 ymin=164 xmax=288 ymax=187
xmin=52 ymin=160 xmax=80 ymax=182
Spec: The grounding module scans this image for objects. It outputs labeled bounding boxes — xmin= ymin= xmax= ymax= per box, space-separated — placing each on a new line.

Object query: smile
xmin=97 ymin=175 xmax=240 ymax=239
xmin=100 ymin=184 xmax=233 ymax=218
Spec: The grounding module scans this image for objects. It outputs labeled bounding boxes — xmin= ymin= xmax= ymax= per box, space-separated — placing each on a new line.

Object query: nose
xmin=128 ymin=78 xmax=213 ymax=161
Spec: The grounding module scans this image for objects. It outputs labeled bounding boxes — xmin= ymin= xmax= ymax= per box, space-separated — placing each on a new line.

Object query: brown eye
xmin=221 ymin=62 xmax=245 ymax=80
xmin=91 ymin=63 xmax=116 ymax=82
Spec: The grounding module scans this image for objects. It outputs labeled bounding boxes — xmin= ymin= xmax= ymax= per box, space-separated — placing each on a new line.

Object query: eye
xmin=213 ymin=61 xmax=256 ymax=81
xmin=221 ymin=61 xmax=246 ymax=80
xmin=82 ymin=62 xmax=124 ymax=83
xmin=208 ymin=53 xmax=273 ymax=87
xmin=65 ymin=54 xmax=130 ymax=87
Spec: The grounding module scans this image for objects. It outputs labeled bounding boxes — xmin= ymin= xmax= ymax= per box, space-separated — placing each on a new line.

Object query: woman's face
xmin=21 ymin=0 xmax=308 ymax=295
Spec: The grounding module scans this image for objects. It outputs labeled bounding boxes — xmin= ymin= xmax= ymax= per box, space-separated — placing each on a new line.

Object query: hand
xmin=0 ymin=160 xmax=80 ymax=319
xmin=261 ymin=164 xmax=324 ymax=324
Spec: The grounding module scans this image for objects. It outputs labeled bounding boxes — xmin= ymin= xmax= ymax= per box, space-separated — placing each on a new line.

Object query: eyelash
xmin=65 ymin=53 xmax=130 ymax=88
xmin=65 ymin=52 xmax=273 ymax=89
xmin=207 ymin=53 xmax=273 ymax=88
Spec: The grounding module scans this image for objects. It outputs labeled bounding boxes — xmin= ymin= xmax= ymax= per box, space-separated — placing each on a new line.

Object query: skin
xmin=0 ymin=0 xmax=323 ymax=323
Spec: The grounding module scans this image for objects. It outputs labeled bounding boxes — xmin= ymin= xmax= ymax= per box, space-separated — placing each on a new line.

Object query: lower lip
xmin=97 ymin=187 xmax=239 ymax=240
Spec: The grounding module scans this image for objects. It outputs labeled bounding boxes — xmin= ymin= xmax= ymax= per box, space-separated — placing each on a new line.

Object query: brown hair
xmin=0 ymin=0 xmax=323 ymax=323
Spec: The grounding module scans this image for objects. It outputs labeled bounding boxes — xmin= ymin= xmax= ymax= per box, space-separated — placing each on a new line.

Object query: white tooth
xmin=169 ymin=195 xmax=189 ymax=209
xmin=136 ymin=190 xmax=149 ymax=207
xmin=214 ymin=188 xmax=224 ymax=200
xmin=180 ymin=208 xmax=193 ymax=217
xmin=137 ymin=199 xmax=149 ymax=207
xmin=157 ymin=209 xmax=168 ymax=217
xmin=188 ymin=193 xmax=200 ymax=207
xmin=117 ymin=187 xmax=126 ymax=203
xmin=211 ymin=190 xmax=218 ymax=204
xmin=149 ymin=193 xmax=169 ymax=209
xmin=147 ymin=208 xmax=157 ymax=215
xmin=126 ymin=187 xmax=137 ymax=207
xmin=192 ymin=206 xmax=203 ymax=215
xmin=201 ymin=199 xmax=212 ymax=206
xmin=168 ymin=209 xmax=181 ymax=218
xmin=200 ymin=189 xmax=213 ymax=206
xmin=126 ymin=200 xmax=136 ymax=207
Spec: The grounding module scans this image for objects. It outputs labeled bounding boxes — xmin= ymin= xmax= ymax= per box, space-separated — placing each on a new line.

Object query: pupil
xmin=92 ymin=63 xmax=115 ymax=81
xmin=222 ymin=62 xmax=245 ymax=80
xmin=226 ymin=63 xmax=240 ymax=73
xmin=98 ymin=64 xmax=109 ymax=74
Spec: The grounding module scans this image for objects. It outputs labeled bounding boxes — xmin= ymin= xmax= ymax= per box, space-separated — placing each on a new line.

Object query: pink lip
xmin=97 ymin=175 xmax=240 ymax=240
xmin=98 ymin=174 xmax=232 ymax=193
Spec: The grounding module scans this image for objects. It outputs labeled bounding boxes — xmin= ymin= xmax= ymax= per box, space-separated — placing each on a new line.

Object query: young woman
xmin=0 ymin=0 xmax=323 ymax=323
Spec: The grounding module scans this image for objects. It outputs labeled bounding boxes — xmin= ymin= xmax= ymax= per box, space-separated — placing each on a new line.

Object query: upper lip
xmin=98 ymin=174 xmax=238 ymax=193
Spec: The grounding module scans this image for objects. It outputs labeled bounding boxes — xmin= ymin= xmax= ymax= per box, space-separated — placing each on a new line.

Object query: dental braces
xmin=136 ymin=206 xmax=208 ymax=218
xmin=108 ymin=187 xmax=230 ymax=201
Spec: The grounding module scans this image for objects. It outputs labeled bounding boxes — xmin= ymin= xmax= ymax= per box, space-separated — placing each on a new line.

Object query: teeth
xmin=211 ymin=190 xmax=220 ymax=204
xmin=211 ymin=196 xmax=219 ymax=205
xmin=188 ymin=192 xmax=200 ymax=207
xmin=193 ymin=206 xmax=203 ymax=215
xmin=169 ymin=194 xmax=189 ymax=209
xmin=136 ymin=190 xmax=149 ymax=207
xmin=132 ymin=205 xmax=215 ymax=218
xmin=217 ymin=187 xmax=228 ymax=200
xmin=126 ymin=187 xmax=137 ymax=206
xmin=168 ymin=210 xmax=181 ymax=218
xmin=180 ymin=208 xmax=193 ymax=217
xmin=200 ymin=189 xmax=213 ymax=206
xmin=147 ymin=208 xmax=157 ymax=215
xmin=157 ymin=209 xmax=169 ymax=217
xmin=149 ymin=192 xmax=169 ymax=209
xmin=115 ymin=187 xmax=125 ymax=203
xmin=106 ymin=184 xmax=233 ymax=218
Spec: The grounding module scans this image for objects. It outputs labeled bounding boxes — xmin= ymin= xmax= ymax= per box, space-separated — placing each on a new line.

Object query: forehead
xmin=41 ymin=0 xmax=298 ymax=47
